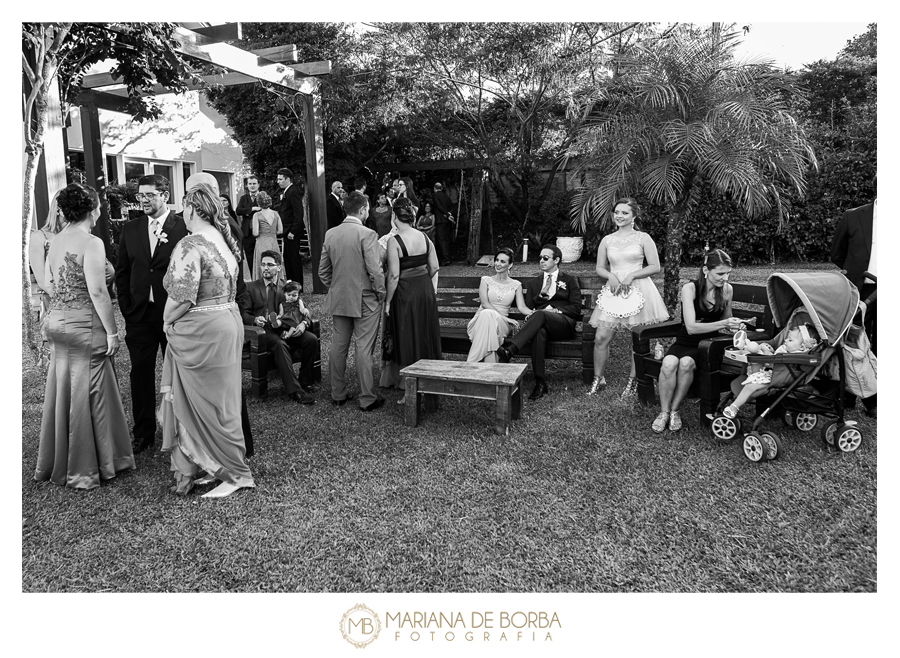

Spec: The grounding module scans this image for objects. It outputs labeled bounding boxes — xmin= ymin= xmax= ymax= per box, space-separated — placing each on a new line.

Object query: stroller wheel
xmin=743 ymin=433 xmax=767 ymax=462
xmin=759 ymin=431 xmax=783 ymax=461
xmin=834 ymin=423 xmax=863 ymax=453
xmin=820 ymin=419 xmax=840 ymax=447
xmin=794 ymin=413 xmax=818 ymax=432
xmin=711 ymin=415 xmax=741 ymax=442
xmin=782 ymin=410 xmax=795 ymax=428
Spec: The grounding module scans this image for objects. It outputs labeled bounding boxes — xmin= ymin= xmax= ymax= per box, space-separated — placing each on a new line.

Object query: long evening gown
xmin=159 ymin=234 xmax=254 ymax=494
xmin=35 ymin=251 xmax=135 ymax=489
xmin=466 ymin=276 xmax=522 ymax=363
xmin=251 ymin=210 xmax=286 ymax=280
xmin=388 ymin=234 xmax=442 ymax=371
xmin=589 ymin=231 xmax=669 ymax=330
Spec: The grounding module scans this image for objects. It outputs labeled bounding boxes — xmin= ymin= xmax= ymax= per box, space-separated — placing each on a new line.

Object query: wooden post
xmin=299 ymin=89 xmax=327 ymax=294
xmin=466 ymin=169 xmax=486 ymax=265
xmin=80 ymin=103 xmax=112 ymax=260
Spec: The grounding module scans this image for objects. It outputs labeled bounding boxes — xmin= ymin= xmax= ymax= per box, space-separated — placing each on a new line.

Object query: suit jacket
xmin=115 ymin=212 xmax=187 ymax=324
xmin=240 ymin=278 xmax=300 ymax=325
xmin=523 ymin=270 xmax=582 ymax=321
xmin=432 ymin=189 xmax=453 ymax=224
xmin=319 ymin=217 xmax=386 ymax=318
xmin=831 ymin=203 xmax=874 ymax=289
xmin=279 ymin=184 xmax=305 ymax=238
xmin=326 ymin=193 xmax=346 ymax=230
xmin=235 ymin=192 xmax=259 ymax=244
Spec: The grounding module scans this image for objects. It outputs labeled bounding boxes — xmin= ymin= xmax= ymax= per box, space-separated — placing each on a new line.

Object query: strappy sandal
xmin=652 ymin=411 xmax=670 ymax=433
xmin=587 ymin=377 xmax=606 ymax=396
xmin=668 ymin=410 xmax=683 ymax=432
xmin=722 ymin=404 xmax=739 ymax=419
xmin=620 ymin=377 xmax=637 ymax=400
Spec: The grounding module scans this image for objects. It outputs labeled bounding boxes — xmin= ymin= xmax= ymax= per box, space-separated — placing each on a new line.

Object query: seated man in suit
xmin=239 ymin=249 xmax=317 ymax=405
xmin=496 ymin=245 xmax=582 ymax=400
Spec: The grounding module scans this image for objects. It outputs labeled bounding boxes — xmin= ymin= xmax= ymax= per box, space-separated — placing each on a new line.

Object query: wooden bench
xmin=632 ymin=283 xmax=775 ymax=422
xmin=437 ymin=275 xmax=606 ymax=384
xmin=242 ymin=321 xmax=323 ymax=399
xmin=399 ymin=360 xmax=529 ymax=435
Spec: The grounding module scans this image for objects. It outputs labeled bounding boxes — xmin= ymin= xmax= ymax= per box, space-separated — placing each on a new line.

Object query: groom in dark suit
xmin=235 ymin=175 xmax=261 ymax=267
xmin=115 ymin=174 xmax=187 ymax=452
xmin=496 ymin=245 xmax=582 ymax=399
xmin=277 ymin=168 xmax=305 ymax=290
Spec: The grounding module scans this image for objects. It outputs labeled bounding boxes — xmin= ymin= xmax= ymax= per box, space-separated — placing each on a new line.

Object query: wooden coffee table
xmin=399 ymin=360 xmax=529 ymax=435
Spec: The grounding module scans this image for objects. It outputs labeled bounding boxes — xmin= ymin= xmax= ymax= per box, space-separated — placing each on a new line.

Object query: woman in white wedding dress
xmin=466 ymin=248 xmax=534 ymax=363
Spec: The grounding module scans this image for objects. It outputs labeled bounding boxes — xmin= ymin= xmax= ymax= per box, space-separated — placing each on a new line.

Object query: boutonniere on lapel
xmin=153 ymin=224 xmax=169 ymax=244
xmin=557 ymin=280 xmax=567 ymax=291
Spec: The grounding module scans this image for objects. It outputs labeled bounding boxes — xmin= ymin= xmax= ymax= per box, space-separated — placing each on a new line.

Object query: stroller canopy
xmin=766 ymin=272 xmax=860 ymax=346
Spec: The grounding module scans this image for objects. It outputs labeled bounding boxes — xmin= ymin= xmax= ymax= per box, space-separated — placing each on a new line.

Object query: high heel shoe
xmin=587 ymin=377 xmax=607 ymax=396
xmin=620 ymin=377 xmax=637 ymax=400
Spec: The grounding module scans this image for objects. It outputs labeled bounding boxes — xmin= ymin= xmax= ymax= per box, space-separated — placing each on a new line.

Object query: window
xmin=207 ymin=171 xmax=233 ymax=200
xmin=124 ymin=161 xmax=147 ymax=183
xmin=106 ymin=155 xmax=119 ymax=184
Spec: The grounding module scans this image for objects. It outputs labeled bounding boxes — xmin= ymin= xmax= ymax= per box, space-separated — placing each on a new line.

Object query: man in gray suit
xmin=319 ymin=192 xmax=387 ymax=411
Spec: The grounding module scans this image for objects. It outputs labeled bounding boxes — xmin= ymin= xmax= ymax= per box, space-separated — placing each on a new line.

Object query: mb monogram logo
xmin=340 ymin=604 xmax=382 ymax=648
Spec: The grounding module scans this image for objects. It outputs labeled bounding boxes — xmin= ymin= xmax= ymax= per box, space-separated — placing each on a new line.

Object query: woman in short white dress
xmin=587 ymin=198 xmax=669 ymax=398
xmin=466 ymin=248 xmax=534 ymax=362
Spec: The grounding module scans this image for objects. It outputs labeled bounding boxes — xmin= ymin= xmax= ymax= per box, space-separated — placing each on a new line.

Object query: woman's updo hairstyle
xmin=184 ymin=183 xmax=242 ymax=261
xmin=57 ymin=183 xmax=99 ymax=223
xmin=494 ymin=247 xmax=515 ymax=262
xmin=392 ymin=196 xmax=416 ymax=224
xmin=257 ymin=190 xmax=272 ymax=209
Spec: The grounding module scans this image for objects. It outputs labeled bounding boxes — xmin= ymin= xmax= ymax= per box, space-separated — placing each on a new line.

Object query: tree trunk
xmin=467 ymin=169 xmax=486 ymax=264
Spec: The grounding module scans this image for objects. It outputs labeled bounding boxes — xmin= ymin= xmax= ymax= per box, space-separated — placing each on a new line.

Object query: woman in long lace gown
xmin=466 ymin=248 xmax=534 ymax=362
xmin=251 ymin=191 xmax=285 ymax=280
xmin=587 ymin=197 xmax=668 ymax=398
xmin=35 ymin=183 xmax=134 ymax=489
xmin=384 ymin=197 xmax=441 ymax=403
xmin=159 ymin=183 xmax=254 ymax=498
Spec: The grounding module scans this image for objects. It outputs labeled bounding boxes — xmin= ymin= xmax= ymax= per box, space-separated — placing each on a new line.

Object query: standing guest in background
xmin=371 ymin=193 xmax=393 ymax=237
xmin=236 ymin=176 xmax=261 ymax=271
xmin=220 ymin=193 xmax=238 ymax=224
xmin=353 ymin=176 xmax=367 ymax=197
xmin=251 ymin=191 xmax=284 ymax=280
xmin=36 ymin=183 xmax=134 ymax=489
xmin=115 ymin=174 xmax=187 ymax=454
xmin=240 ymin=250 xmax=317 ymax=405
xmin=396 ymin=177 xmax=420 ymax=215
xmin=327 ymin=180 xmax=347 ymax=230
xmin=415 ymin=202 xmax=436 ymax=241
xmin=159 ymin=183 xmax=253 ymax=497
xmin=496 ymin=245 xmax=581 ymax=401
xmin=384 ymin=197 xmax=441 ymax=404
xmin=319 ymin=192 xmax=387 ymax=411
xmin=431 ymin=181 xmax=455 ymax=266
xmin=831 ymin=190 xmax=877 ymax=418
xmin=277 ymin=168 xmax=305 ymax=290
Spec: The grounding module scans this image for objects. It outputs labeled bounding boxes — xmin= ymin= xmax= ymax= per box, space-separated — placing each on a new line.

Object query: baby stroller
xmin=709 ymin=272 xmax=865 ymax=462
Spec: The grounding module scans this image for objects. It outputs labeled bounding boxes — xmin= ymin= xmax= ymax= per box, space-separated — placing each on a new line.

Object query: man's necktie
xmin=149 ymin=219 xmax=158 ymax=254
xmin=267 ymin=283 xmax=276 ymax=314
xmin=540 ymin=273 xmax=552 ymax=299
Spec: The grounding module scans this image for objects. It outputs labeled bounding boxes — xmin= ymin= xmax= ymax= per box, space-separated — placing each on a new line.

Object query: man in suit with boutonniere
xmin=115 ymin=174 xmax=187 ymax=453
xmin=496 ymin=245 xmax=582 ymax=400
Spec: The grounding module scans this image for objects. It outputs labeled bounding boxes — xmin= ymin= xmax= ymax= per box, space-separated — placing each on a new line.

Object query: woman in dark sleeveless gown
xmin=35 ymin=183 xmax=134 ymax=489
xmin=384 ymin=197 xmax=441 ymax=403
xmin=653 ymin=249 xmax=744 ymax=433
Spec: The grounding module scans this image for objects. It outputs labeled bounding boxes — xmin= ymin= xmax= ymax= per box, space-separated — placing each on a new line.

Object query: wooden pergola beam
xmin=189 ymin=23 xmax=242 ymax=42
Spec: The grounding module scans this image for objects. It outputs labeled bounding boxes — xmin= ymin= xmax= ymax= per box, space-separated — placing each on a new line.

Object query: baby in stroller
xmin=723 ymin=322 xmax=821 ymax=419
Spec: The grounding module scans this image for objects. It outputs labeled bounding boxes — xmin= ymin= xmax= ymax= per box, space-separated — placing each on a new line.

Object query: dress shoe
xmin=290 ymin=390 xmax=315 ymax=405
xmin=496 ymin=346 xmax=512 ymax=363
xmin=301 ymin=384 xmax=315 ymax=393
xmin=529 ymin=381 xmax=549 ymax=400
xmin=332 ymin=394 xmax=354 ymax=407
xmin=360 ymin=398 xmax=386 ymax=412
xmin=132 ymin=436 xmax=155 ymax=453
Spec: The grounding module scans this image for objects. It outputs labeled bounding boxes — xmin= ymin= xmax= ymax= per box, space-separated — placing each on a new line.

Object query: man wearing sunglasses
xmin=496 ymin=245 xmax=582 ymax=400
xmin=115 ymin=174 xmax=188 ymax=453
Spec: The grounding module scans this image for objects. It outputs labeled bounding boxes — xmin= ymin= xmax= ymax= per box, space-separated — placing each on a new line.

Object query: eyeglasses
xmin=260 ymin=262 xmax=279 ymax=268
xmin=539 ymin=255 xmax=554 ymax=261
xmin=136 ymin=192 xmax=165 ymax=201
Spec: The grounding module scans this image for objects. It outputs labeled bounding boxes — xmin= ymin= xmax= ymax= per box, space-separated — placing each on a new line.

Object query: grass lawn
xmin=21 ymin=259 xmax=876 ymax=592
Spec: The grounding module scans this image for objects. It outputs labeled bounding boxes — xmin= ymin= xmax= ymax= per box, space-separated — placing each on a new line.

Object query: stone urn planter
xmin=556 ymin=236 xmax=584 ymax=263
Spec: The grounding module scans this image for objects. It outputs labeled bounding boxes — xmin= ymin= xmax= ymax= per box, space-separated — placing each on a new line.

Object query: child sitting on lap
xmin=268 ymin=280 xmax=310 ymax=335
xmin=723 ymin=323 xmax=820 ymax=418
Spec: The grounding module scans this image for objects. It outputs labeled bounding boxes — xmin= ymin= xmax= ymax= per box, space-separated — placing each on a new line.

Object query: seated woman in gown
xmin=159 ymin=183 xmax=254 ymax=498
xmin=466 ymin=247 xmax=533 ymax=362
xmin=35 ymin=183 xmax=134 ymax=490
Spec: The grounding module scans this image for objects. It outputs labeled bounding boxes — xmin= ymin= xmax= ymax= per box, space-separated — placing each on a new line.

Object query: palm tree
xmin=568 ymin=24 xmax=817 ymax=308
